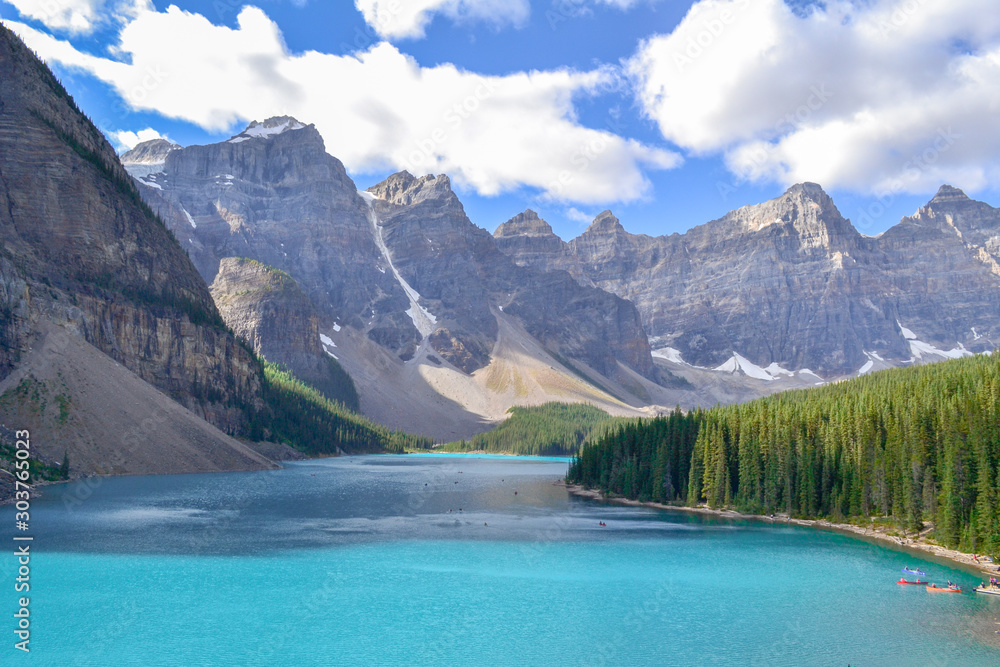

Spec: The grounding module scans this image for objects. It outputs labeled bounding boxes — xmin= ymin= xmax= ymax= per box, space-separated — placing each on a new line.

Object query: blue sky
xmin=3 ymin=0 xmax=999 ymax=240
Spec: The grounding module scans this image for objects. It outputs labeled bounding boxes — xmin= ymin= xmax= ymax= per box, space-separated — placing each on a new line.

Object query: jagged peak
xmin=783 ymin=182 xmax=829 ymax=199
xmin=928 ymin=184 xmax=971 ymax=206
xmin=120 ymin=138 xmax=180 ymax=165
xmin=228 ymin=116 xmax=310 ymax=143
xmin=494 ymin=209 xmax=555 ymax=238
xmin=366 ymin=171 xmax=454 ymax=206
xmin=583 ymin=210 xmax=625 ymax=235
xmin=718 ymin=182 xmax=853 ymax=245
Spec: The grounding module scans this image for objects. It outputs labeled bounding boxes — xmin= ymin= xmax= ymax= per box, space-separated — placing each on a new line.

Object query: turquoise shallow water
xmin=2 ymin=454 xmax=998 ymax=665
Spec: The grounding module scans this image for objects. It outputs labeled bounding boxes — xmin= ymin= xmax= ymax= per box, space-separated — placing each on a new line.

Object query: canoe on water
xmin=902 ymin=567 xmax=926 ymax=577
xmin=896 ymin=579 xmax=928 ymax=585
xmin=927 ymin=584 xmax=962 ymax=593
xmin=975 ymin=586 xmax=1000 ymax=596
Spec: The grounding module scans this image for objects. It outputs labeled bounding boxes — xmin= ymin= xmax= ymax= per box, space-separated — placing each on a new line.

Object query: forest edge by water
xmin=567 ymin=351 xmax=1000 ymax=577
xmin=562 ymin=481 xmax=1000 ymax=581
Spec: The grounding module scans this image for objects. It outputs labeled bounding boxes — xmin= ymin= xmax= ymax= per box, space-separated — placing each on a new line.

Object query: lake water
xmin=2 ymin=454 xmax=998 ymax=665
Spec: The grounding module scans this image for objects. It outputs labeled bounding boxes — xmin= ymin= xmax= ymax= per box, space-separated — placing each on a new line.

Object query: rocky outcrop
xmin=127 ymin=127 xmax=660 ymax=388
xmin=124 ymin=115 xmax=415 ymax=358
xmin=210 ymin=258 xmax=359 ymax=409
xmin=0 ymin=26 xmax=268 ymax=461
xmin=365 ymin=171 xmax=657 ymax=381
xmin=496 ymin=183 xmax=1000 ymax=376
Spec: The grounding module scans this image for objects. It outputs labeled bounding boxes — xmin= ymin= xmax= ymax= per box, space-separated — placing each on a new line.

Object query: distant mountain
xmin=124 ymin=122 xmax=667 ymax=439
xmin=495 ymin=183 xmax=1000 ymax=377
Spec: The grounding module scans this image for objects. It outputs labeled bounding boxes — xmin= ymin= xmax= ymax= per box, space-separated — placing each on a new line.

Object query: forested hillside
xmin=252 ymin=362 xmax=430 ymax=454
xmin=443 ymin=403 xmax=621 ymax=456
xmin=569 ymin=352 xmax=1000 ymax=557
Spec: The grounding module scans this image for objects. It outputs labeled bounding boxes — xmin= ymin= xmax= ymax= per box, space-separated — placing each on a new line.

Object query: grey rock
xmin=496 ymin=183 xmax=1000 ymax=376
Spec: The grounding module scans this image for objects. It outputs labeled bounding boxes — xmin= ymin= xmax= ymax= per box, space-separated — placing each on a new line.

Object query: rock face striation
xmin=0 ymin=26 xmax=273 ymax=473
xmin=363 ymin=171 xmax=656 ymax=380
xmin=495 ymin=183 xmax=1000 ymax=376
xmin=210 ymin=258 xmax=359 ymax=409
xmin=125 ymin=124 xmax=661 ymax=395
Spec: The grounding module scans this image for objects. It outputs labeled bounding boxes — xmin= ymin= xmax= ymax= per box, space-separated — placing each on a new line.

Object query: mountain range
xmin=119 ymin=116 xmax=1000 ymax=439
xmin=495 ymin=183 xmax=1000 ymax=379
xmin=2 ymin=22 xmax=998 ymax=467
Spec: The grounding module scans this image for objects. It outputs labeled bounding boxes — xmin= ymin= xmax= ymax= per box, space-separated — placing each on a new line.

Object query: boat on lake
xmin=901 ymin=567 xmax=926 ymax=577
xmin=926 ymin=584 xmax=962 ymax=593
xmin=975 ymin=585 xmax=1000 ymax=596
xmin=896 ymin=579 xmax=928 ymax=585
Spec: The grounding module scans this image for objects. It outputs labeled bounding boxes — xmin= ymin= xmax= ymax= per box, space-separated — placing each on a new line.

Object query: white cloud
xmin=112 ymin=127 xmax=166 ymax=152
xmin=355 ymin=0 xmax=530 ymax=40
xmin=6 ymin=0 xmax=104 ymax=33
xmin=628 ymin=0 xmax=1000 ymax=195
xmin=7 ymin=6 xmax=677 ymax=205
xmin=4 ymin=0 xmax=150 ymax=34
xmin=565 ymin=207 xmax=596 ymax=224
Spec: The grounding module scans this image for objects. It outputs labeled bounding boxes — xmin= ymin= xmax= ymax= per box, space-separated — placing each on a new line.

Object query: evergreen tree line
xmin=443 ymin=402 xmax=623 ymax=456
xmin=249 ymin=362 xmax=431 ymax=455
xmin=568 ymin=352 xmax=1000 ymax=557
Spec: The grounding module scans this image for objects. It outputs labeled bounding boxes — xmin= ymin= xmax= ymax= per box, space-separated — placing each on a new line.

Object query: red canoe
xmin=927 ymin=584 xmax=962 ymax=593
xmin=897 ymin=579 xmax=928 ymax=585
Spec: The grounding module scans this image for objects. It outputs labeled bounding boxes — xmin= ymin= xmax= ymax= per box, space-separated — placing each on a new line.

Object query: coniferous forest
xmin=568 ymin=352 xmax=1000 ymax=557
xmin=442 ymin=403 xmax=622 ymax=456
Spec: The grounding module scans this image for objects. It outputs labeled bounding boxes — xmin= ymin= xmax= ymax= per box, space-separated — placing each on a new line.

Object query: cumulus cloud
xmin=355 ymin=0 xmax=530 ymax=40
xmin=5 ymin=0 xmax=104 ymax=33
xmin=4 ymin=0 xmax=149 ymax=34
xmin=628 ymin=0 xmax=1000 ymax=195
xmin=565 ymin=207 xmax=597 ymax=224
xmin=7 ymin=6 xmax=677 ymax=204
xmin=112 ymin=127 xmax=166 ymax=152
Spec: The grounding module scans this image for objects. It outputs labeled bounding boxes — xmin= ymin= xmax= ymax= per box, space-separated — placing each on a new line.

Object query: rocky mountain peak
xmin=583 ymin=210 xmax=625 ymax=236
xmin=929 ymin=184 xmax=971 ymax=206
xmin=494 ymin=209 xmax=556 ymax=238
xmin=120 ymin=138 xmax=180 ymax=165
xmin=367 ymin=171 xmax=455 ymax=207
xmin=228 ymin=116 xmax=310 ymax=143
xmin=721 ymin=181 xmax=852 ymax=247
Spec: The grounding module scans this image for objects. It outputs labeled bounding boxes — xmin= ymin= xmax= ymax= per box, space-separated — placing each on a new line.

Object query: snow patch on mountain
xmin=908 ymin=339 xmax=972 ymax=360
xmin=652 ymin=347 xmax=685 ymax=364
xmin=714 ymin=353 xmax=774 ymax=381
xmin=764 ymin=362 xmax=795 ymax=377
xmin=360 ymin=191 xmax=437 ymax=338
xmin=228 ymin=118 xmax=306 ymax=143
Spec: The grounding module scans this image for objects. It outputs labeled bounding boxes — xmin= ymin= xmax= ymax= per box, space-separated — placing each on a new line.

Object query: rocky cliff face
xmin=0 ymin=26 xmax=274 ymax=472
xmin=210 ymin=258 xmax=359 ymax=409
xmin=0 ymin=25 xmax=264 ymax=429
xmin=124 ymin=116 xmax=422 ymax=360
xmin=364 ymin=172 xmax=657 ymax=380
xmin=496 ymin=183 xmax=1000 ymax=376
xmin=126 ymin=127 xmax=660 ymax=394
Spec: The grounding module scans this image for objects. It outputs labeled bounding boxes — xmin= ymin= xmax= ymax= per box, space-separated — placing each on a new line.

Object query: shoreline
xmin=563 ymin=482 xmax=1000 ymax=581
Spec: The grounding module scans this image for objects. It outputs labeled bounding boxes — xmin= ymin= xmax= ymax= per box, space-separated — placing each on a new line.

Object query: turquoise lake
xmin=2 ymin=454 xmax=999 ymax=665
